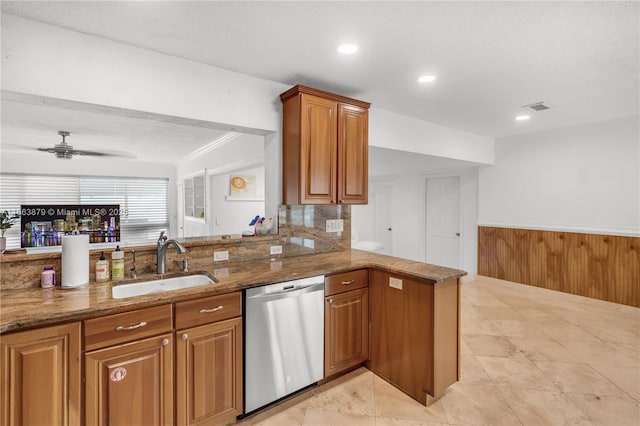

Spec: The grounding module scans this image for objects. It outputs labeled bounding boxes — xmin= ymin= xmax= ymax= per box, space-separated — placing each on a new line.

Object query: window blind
xmin=0 ymin=174 xmax=168 ymax=249
xmin=80 ymin=177 xmax=169 ymax=244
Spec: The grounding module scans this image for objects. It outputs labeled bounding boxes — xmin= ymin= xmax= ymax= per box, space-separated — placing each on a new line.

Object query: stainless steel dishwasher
xmin=244 ymin=275 xmax=325 ymax=413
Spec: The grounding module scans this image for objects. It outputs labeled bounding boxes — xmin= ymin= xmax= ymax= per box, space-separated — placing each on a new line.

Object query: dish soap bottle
xmin=96 ymin=251 xmax=110 ymax=282
xmin=111 ymin=246 xmax=125 ymax=281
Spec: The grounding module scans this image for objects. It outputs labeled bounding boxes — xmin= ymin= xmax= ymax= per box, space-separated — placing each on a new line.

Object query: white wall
xmin=353 ymin=168 xmax=479 ymax=274
xmin=1 ymin=15 xmax=285 ymax=134
xmin=211 ymin=166 xmax=265 ymax=236
xmin=478 ymin=117 xmax=640 ymax=236
xmin=369 ymin=109 xmax=495 ymax=165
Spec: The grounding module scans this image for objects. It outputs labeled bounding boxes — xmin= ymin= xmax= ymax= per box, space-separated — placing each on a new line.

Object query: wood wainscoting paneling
xmin=478 ymin=226 xmax=640 ymax=307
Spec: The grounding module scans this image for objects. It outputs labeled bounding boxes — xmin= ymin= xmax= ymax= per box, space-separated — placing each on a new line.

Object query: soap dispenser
xmin=111 ymin=246 xmax=125 ymax=281
xmin=96 ymin=251 xmax=110 ymax=282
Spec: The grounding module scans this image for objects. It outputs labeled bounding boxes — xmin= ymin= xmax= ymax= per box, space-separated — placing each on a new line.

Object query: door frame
xmin=424 ymin=173 xmax=464 ymax=269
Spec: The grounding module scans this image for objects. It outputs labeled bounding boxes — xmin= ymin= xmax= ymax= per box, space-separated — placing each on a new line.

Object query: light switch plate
xmin=213 ymin=251 xmax=229 ymax=261
xmin=325 ymin=219 xmax=335 ymax=233
xmin=389 ymin=277 xmax=403 ymax=290
xmin=336 ymin=219 xmax=344 ymax=232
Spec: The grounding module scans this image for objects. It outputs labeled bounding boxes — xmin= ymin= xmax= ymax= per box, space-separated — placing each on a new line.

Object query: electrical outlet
xmin=270 ymin=245 xmax=283 ymax=255
xmin=336 ymin=219 xmax=344 ymax=232
xmin=270 ymin=261 xmax=282 ymax=271
xmin=213 ymin=268 xmax=229 ymax=278
xmin=213 ymin=251 xmax=229 ymax=261
xmin=389 ymin=277 xmax=403 ymax=290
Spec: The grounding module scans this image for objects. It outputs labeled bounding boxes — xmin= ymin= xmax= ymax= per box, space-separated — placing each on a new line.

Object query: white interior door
xmin=426 ymin=176 xmax=460 ymax=268
xmin=374 ymin=183 xmax=392 ymax=255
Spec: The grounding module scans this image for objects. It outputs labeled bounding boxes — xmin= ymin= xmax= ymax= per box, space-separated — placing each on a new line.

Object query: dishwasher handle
xmin=246 ymin=282 xmax=324 ymax=303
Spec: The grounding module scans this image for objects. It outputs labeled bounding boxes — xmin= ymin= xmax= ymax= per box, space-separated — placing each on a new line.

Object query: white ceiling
xmin=1 ymin=1 xmax=638 ymax=163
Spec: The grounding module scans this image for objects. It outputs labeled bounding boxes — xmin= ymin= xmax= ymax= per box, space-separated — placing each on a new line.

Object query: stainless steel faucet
xmin=156 ymin=231 xmax=186 ymax=274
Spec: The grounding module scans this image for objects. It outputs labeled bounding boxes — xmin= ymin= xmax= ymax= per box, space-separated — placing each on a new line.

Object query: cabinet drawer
xmin=84 ymin=304 xmax=173 ymax=351
xmin=325 ymin=269 xmax=368 ymax=296
xmin=175 ymin=292 xmax=242 ymax=329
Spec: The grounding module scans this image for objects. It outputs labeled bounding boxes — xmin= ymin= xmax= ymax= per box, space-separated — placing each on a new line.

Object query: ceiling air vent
xmin=522 ymin=102 xmax=550 ymax=112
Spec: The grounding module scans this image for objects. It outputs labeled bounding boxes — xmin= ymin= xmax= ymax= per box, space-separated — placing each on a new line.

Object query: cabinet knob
xmin=328 ymin=298 xmax=333 ymax=304
xmin=161 ymin=338 xmax=170 ymax=346
xmin=181 ymin=334 xmax=188 ymax=341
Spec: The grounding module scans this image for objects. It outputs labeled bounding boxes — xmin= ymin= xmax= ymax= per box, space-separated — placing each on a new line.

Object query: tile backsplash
xmin=0 ymin=205 xmax=351 ymax=290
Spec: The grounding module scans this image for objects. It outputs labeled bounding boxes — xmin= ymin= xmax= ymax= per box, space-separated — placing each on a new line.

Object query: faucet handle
xmin=158 ymin=231 xmax=166 ymax=243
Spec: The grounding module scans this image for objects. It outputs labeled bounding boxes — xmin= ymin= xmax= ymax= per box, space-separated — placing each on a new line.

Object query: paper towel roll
xmin=62 ymin=234 xmax=89 ymax=288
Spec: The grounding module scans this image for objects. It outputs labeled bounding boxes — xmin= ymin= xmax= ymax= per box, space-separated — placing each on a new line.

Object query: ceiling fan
xmin=37 ymin=131 xmax=135 ymax=160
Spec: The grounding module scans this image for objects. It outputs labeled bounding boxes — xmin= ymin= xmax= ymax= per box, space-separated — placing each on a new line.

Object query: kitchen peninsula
xmin=0 ymin=236 xmax=465 ymax=425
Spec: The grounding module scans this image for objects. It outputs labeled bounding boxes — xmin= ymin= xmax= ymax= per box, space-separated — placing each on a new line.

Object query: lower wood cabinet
xmin=1 ymin=322 xmax=81 ymax=426
xmin=324 ymin=287 xmax=369 ymax=377
xmin=368 ymin=269 xmax=459 ymax=405
xmin=85 ymin=333 xmax=174 ymax=426
xmin=324 ymin=269 xmax=369 ymax=377
xmin=176 ymin=317 xmax=242 ymax=426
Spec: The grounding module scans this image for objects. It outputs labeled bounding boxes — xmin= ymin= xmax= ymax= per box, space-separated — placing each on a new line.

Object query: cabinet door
xmin=324 ymin=288 xmax=369 ymax=377
xmin=337 ymin=103 xmax=368 ymax=204
xmin=300 ymin=94 xmax=338 ymax=204
xmin=368 ymin=270 xmax=433 ymax=404
xmin=85 ymin=334 xmax=173 ymax=426
xmin=176 ymin=317 xmax=242 ymax=426
xmin=1 ymin=322 xmax=81 ymax=426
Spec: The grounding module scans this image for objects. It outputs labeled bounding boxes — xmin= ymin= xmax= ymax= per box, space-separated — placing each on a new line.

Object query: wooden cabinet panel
xmin=324 ymin=288 xmax=369 ymax=377
xmin=176 ymin=317 xmax=242 ymax=426
xmin=325 ymin=269 xmax=369 ymax=296
xmin=175 ymin=292 xmax=242 ymax=330
xmin=85 ymin=333 xmax=173 ymax=426
xmin=84 ymin=304 xmax=173 ymax=351
xmin=300 ymin=94 xmax=338 ymax=204
xmin=368 ymin=269 xmax=459 ymax=404
xmin=1 ymin=322 xmax=81 ymax=426
xmin=368 ymin=270 xmax=433 ymax=404
xmin=337 ymin=104 xmax=368 ymax=204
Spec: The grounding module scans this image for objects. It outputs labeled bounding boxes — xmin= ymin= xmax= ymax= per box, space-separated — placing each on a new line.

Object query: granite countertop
xmin=0 ymin=249 xmax=466 ymax=334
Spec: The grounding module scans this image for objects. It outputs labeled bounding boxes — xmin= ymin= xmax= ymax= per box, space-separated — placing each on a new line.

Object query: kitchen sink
xmin=112 ymin=274 xmax=217 ymax=299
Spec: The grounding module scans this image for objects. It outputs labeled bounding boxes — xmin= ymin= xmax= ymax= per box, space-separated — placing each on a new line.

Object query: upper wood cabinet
xmin=1 ymin=322 xmax=81 ymax=426
xmin=281 ymin=85 xmax=370 ymax=205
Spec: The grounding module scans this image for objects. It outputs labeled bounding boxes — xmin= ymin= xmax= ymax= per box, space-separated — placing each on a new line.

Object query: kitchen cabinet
xmin=281 ymin=85 xmax=370 ymax=205
xmin=175 ymin=293 xmax=243 ymax=426
xmin=0 ymin=322 xmax=81 ymax=426
xmin=368 ymin=269 xmax=459 ymax=405
xmin=324 ymin=269 xmax=369 ymax=377
xmin=84 ymin=305 xmax=174 ymax=426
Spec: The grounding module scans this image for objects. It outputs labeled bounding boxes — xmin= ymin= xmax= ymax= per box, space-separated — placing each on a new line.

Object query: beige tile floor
xmin=238 ymin=275 xmax=640 ymax=426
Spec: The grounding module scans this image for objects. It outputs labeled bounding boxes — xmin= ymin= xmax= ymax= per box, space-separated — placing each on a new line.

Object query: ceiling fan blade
xmin=71 ymin=149 xmax=110 ymax=157
xmin=71 ymin=149 xmax=137 ymax=159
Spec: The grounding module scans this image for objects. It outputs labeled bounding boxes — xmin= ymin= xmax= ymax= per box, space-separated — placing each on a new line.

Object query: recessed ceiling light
xmin=417 ymin=75 xmax=436 ymax=83
xmin=337 ymin=44 xmax=359 ymax=54
xmin=515 ymin=115 xmax=531 ymax=121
